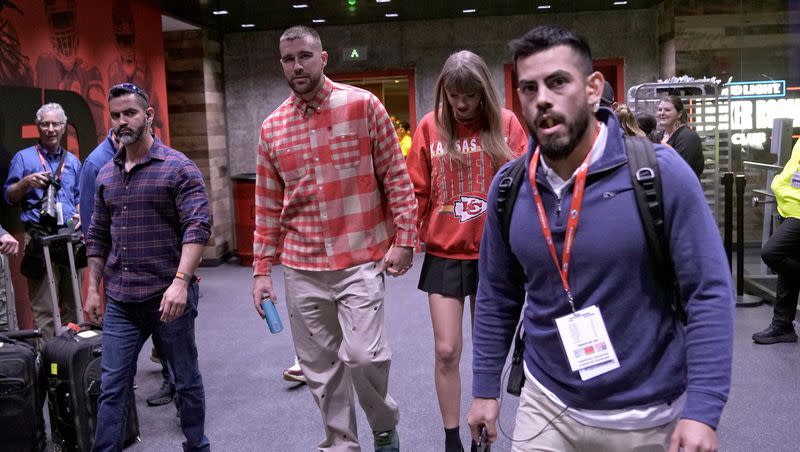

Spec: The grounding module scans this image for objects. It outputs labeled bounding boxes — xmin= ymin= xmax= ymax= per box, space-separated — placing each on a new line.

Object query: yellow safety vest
xmin=771 ymin=138 xmax=800 ymax=219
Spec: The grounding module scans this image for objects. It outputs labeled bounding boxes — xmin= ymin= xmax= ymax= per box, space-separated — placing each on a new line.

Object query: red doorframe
xmin=593 ymin=58 xmax=625 ymax=105
xmin=329 ymin=69 xmax=417 ymax=128
xmin=503 ymin=64 xmax=524 ymax=125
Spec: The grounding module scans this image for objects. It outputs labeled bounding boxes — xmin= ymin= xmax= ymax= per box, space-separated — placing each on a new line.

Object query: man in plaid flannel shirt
xmin=251 ymin=26 xmax=417 ymax=452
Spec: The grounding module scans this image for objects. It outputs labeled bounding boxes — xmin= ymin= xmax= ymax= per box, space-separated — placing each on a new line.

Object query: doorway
xmin=330 ymin=69 xmax=416 ymax=128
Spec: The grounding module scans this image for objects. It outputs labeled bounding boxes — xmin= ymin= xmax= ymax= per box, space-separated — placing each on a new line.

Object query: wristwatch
xmin=175 ymin=271 xmax=192 ymax=282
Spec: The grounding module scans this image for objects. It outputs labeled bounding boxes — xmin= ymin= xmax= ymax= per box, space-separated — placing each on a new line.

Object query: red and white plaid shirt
xmin=253 ymin=76 xmax=417 ymax=275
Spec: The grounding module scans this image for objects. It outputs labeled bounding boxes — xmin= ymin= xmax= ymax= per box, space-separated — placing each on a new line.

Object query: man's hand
xmin=467 ymin=397 xmax=499 ymax=444
xmin=252 ymin=275 xmax=277 ymax=318
xmin=71 ymin=212 xmax=81 ymax=231
xmin=379 ymin=245 xmax=413 ymax=277
xmin=668 ymin=419 xmax=718 ymax=452
xmin=84 ymin=288 xmax=104 ymax=325
xmin=0 ymin=233 xmax=19 ymax=256
xmin=160 ymin=279 xmax=188 ymax=322
xmin=24 ymin=171 xmax=51 ymax=190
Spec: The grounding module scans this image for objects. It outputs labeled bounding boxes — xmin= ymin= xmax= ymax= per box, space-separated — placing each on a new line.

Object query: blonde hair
xmin=433 ymin=50 xmax=514 ymax=168
xmin=614 ymin=104 xmax=645 ymax=137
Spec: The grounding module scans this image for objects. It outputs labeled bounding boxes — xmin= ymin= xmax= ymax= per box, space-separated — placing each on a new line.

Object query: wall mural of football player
xmin=0 ymin=0 xmax=33 ymax=86
xmin=35 ymin=0 xmax=105 ymax=141
xmin=107 ymin=0 xmax=164 ymax=137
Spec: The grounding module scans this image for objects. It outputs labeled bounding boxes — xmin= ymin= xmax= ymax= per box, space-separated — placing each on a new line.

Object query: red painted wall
xmin=0 ymin=0 xmax=169 ymax=144
xmin=0 ymin=0 xmax=169 ymax=329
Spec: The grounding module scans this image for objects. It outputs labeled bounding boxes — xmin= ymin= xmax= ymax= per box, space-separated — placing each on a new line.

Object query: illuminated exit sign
xmin=342 ymin=46 xmax=367 ymax=61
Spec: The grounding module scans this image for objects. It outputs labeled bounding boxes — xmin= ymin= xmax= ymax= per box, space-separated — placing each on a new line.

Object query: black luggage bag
xmin=42 ymin=325 xmax=140 ymax=452
xmin=38 ymin=229 xmax=140 ymax=451
xmin=0 ymin=330 xmax=46 ymax=452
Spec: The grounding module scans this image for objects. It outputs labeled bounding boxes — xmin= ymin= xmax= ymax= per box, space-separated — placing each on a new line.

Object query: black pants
xmin=761 ymin=217 xmax=800 ymax=329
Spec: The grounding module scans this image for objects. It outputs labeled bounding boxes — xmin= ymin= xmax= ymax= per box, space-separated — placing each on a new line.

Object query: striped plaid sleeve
xmin=252 ymin=122 xmax=286 ymax=276
xmin=175 ymin=160 xmax=212 ymax=245
xmin=367 ymin=94 xmax=418 ymax=248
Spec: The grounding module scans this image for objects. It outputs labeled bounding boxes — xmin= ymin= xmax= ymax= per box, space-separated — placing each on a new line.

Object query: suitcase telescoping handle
xmin=1 ymin=254 xmax=18 ymax=331
xmin=0 ymin=328 xmax=43 ymax=342
xmin=41 ymin=228 xmax=85 ymax=336
xmin=1 ymin=329 xmax=43 ymax=340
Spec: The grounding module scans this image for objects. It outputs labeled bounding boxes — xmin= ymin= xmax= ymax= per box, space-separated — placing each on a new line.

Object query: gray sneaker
xmin=373 ymin=429 xmax=399 ymax=452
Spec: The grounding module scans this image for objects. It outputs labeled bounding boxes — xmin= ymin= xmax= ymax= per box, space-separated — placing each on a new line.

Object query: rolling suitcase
xmin=0 ymin=329 xmax=46 ymax=452
xmin=1 ymin=253 xmax=17 ymax=332
xmin=39 ymin=229 xmax=140 ymax=451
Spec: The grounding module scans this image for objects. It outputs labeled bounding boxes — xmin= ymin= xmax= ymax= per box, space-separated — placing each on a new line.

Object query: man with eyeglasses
xmin=84 ymin=83 xmax=211 ymax=452
xmin=3 ymin=102 xmax=82 ymax=342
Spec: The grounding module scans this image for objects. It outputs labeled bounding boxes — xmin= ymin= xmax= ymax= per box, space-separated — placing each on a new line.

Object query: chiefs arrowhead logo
xmin=453 ymin=195 xmax=487 ymax=223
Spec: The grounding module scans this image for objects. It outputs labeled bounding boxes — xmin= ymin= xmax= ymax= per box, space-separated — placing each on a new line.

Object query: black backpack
xmin=496 ymin=135 xmax=685 ymax=396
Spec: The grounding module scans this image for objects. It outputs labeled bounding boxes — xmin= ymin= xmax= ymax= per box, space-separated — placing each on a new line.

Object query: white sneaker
xmin=282 ymin=357 xmax=306 ymax=384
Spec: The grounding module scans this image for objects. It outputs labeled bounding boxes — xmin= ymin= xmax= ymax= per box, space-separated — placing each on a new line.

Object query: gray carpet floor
xmin=97 ymin=252 xmax=799 ymax=451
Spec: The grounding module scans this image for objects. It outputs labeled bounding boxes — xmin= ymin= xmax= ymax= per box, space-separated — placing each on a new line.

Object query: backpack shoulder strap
xmin=625 ymin=135 xmax=686 ymax=324
xmin=496 ymin=157 xmax=527 ymax=244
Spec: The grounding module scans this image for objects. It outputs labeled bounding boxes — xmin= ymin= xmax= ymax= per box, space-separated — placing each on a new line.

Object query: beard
xmin=287 ymin=72 xmax=321 ymax=97
xmin=526 ymin=108 xmax=591 ymax=161
xmin=116 ymin=122 xmax=146 ymax=145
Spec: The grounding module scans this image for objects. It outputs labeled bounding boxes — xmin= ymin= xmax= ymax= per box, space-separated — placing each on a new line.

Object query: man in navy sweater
xmin=467 ymin=26 xmax=733 ymax=451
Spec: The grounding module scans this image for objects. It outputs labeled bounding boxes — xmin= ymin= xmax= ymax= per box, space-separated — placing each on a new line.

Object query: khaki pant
xmin=284 ymin=261 xmax=399 ymax=452
xmin=512 ymin=383 xmax=678 ymax=452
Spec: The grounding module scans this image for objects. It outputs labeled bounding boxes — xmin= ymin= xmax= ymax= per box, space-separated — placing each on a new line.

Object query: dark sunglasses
xmin=109 ymin=83 xmax=149 ymax=103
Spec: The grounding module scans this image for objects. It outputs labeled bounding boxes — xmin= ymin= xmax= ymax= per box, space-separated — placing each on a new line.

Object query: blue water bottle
xmin=260 ymin=296 xmax=283 ymax=334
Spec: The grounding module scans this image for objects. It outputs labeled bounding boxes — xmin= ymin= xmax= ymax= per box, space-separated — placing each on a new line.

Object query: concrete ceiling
xmin=161 ymin=0 xmax=664 ymax=33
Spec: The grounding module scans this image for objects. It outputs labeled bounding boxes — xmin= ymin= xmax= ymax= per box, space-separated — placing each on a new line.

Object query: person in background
xmin=636 ymin=111 xmax=659 ymax=143
xmin=467 ymin=25 xmax=733 ymax=451
xmin=3 ymin=102 xmax=82 ymax=342
xmin=397 ymin=120 xmax=412 ymax=157
xmin=752 ymin=137 xmax=800 ymax=344
xmin=600 ymin=80 xmax=617 ymax=110
xmin=251 ymin=26 xmax=416 ymax=451
xmin=614 ymin=104 xmax=646 ymax=137
xmin=0 ymin=224 xmax=18 ymax=256
xmin=656 ymin=95 xmax=704 ymax=178
xmin=406 ymin=49 xmax=526 ymax=452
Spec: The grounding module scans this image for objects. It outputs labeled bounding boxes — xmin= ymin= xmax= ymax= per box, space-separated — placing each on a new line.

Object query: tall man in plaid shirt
xmin=85 ymin=83 xmax=212 ymax=452
xmin=251 ymin=26 xmax=417 ymax=451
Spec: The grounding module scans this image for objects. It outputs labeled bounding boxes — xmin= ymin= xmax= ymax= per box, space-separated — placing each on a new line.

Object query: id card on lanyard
xmin=528 ymin=124 xmax=620 ymax=381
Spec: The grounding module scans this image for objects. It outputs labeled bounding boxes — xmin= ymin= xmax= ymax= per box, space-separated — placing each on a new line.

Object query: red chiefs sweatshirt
xmin=407 ymin=109 xmax=527 ymax=259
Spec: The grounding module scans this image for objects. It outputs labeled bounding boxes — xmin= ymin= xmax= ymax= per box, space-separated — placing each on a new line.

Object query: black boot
xmin=145 ymin=380 xmax=175 ymax=406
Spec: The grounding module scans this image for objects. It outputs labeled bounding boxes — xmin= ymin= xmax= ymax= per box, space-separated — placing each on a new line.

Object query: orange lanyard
xmin=35 ymin=144 xmax=65 ymax=180
xmin=527 ymin=125 xmax=600 ymax=312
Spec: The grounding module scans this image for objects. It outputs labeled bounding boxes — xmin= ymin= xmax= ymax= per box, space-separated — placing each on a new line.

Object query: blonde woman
xmin=406 ymin=50 xmax=527 ymax=452
xmin=614 ymin=104 xmax=647 ymax=137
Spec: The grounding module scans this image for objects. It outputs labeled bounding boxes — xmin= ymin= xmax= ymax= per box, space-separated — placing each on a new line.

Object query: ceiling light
xmin=241 ymin=23 xmax=255 ymax=28
xmin=376 ymin=0 xmax=391 ymax=3
xmin=385 ymin=13 xmax=398 ymax=17
xmin=312 ymin=19 xmax=326 ymax=23
xmin=293 ymin=3 xmax=309 ymax=8
xmin=537 ymin=5 xmax=551 ymax=9
xmin=613 ymin=1 xmax=628 ymax=4
xmin=212 ymin=10 xmax=228 ymax=15
xmin=463 ymin=8 xmax=476 ymax=13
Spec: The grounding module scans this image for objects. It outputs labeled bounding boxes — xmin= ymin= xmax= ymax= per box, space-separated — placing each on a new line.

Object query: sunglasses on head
xmin=110 ymin=83 xmax=149 ymax=103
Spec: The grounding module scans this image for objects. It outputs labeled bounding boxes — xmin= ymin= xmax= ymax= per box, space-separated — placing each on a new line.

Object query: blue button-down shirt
xmin=87 ymin=137 xmax=212 ymax=302
xmin=3 ymin=145 xmax=81 ymax=225
xmin=79 ymin=130 xmax=117 ymax=237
